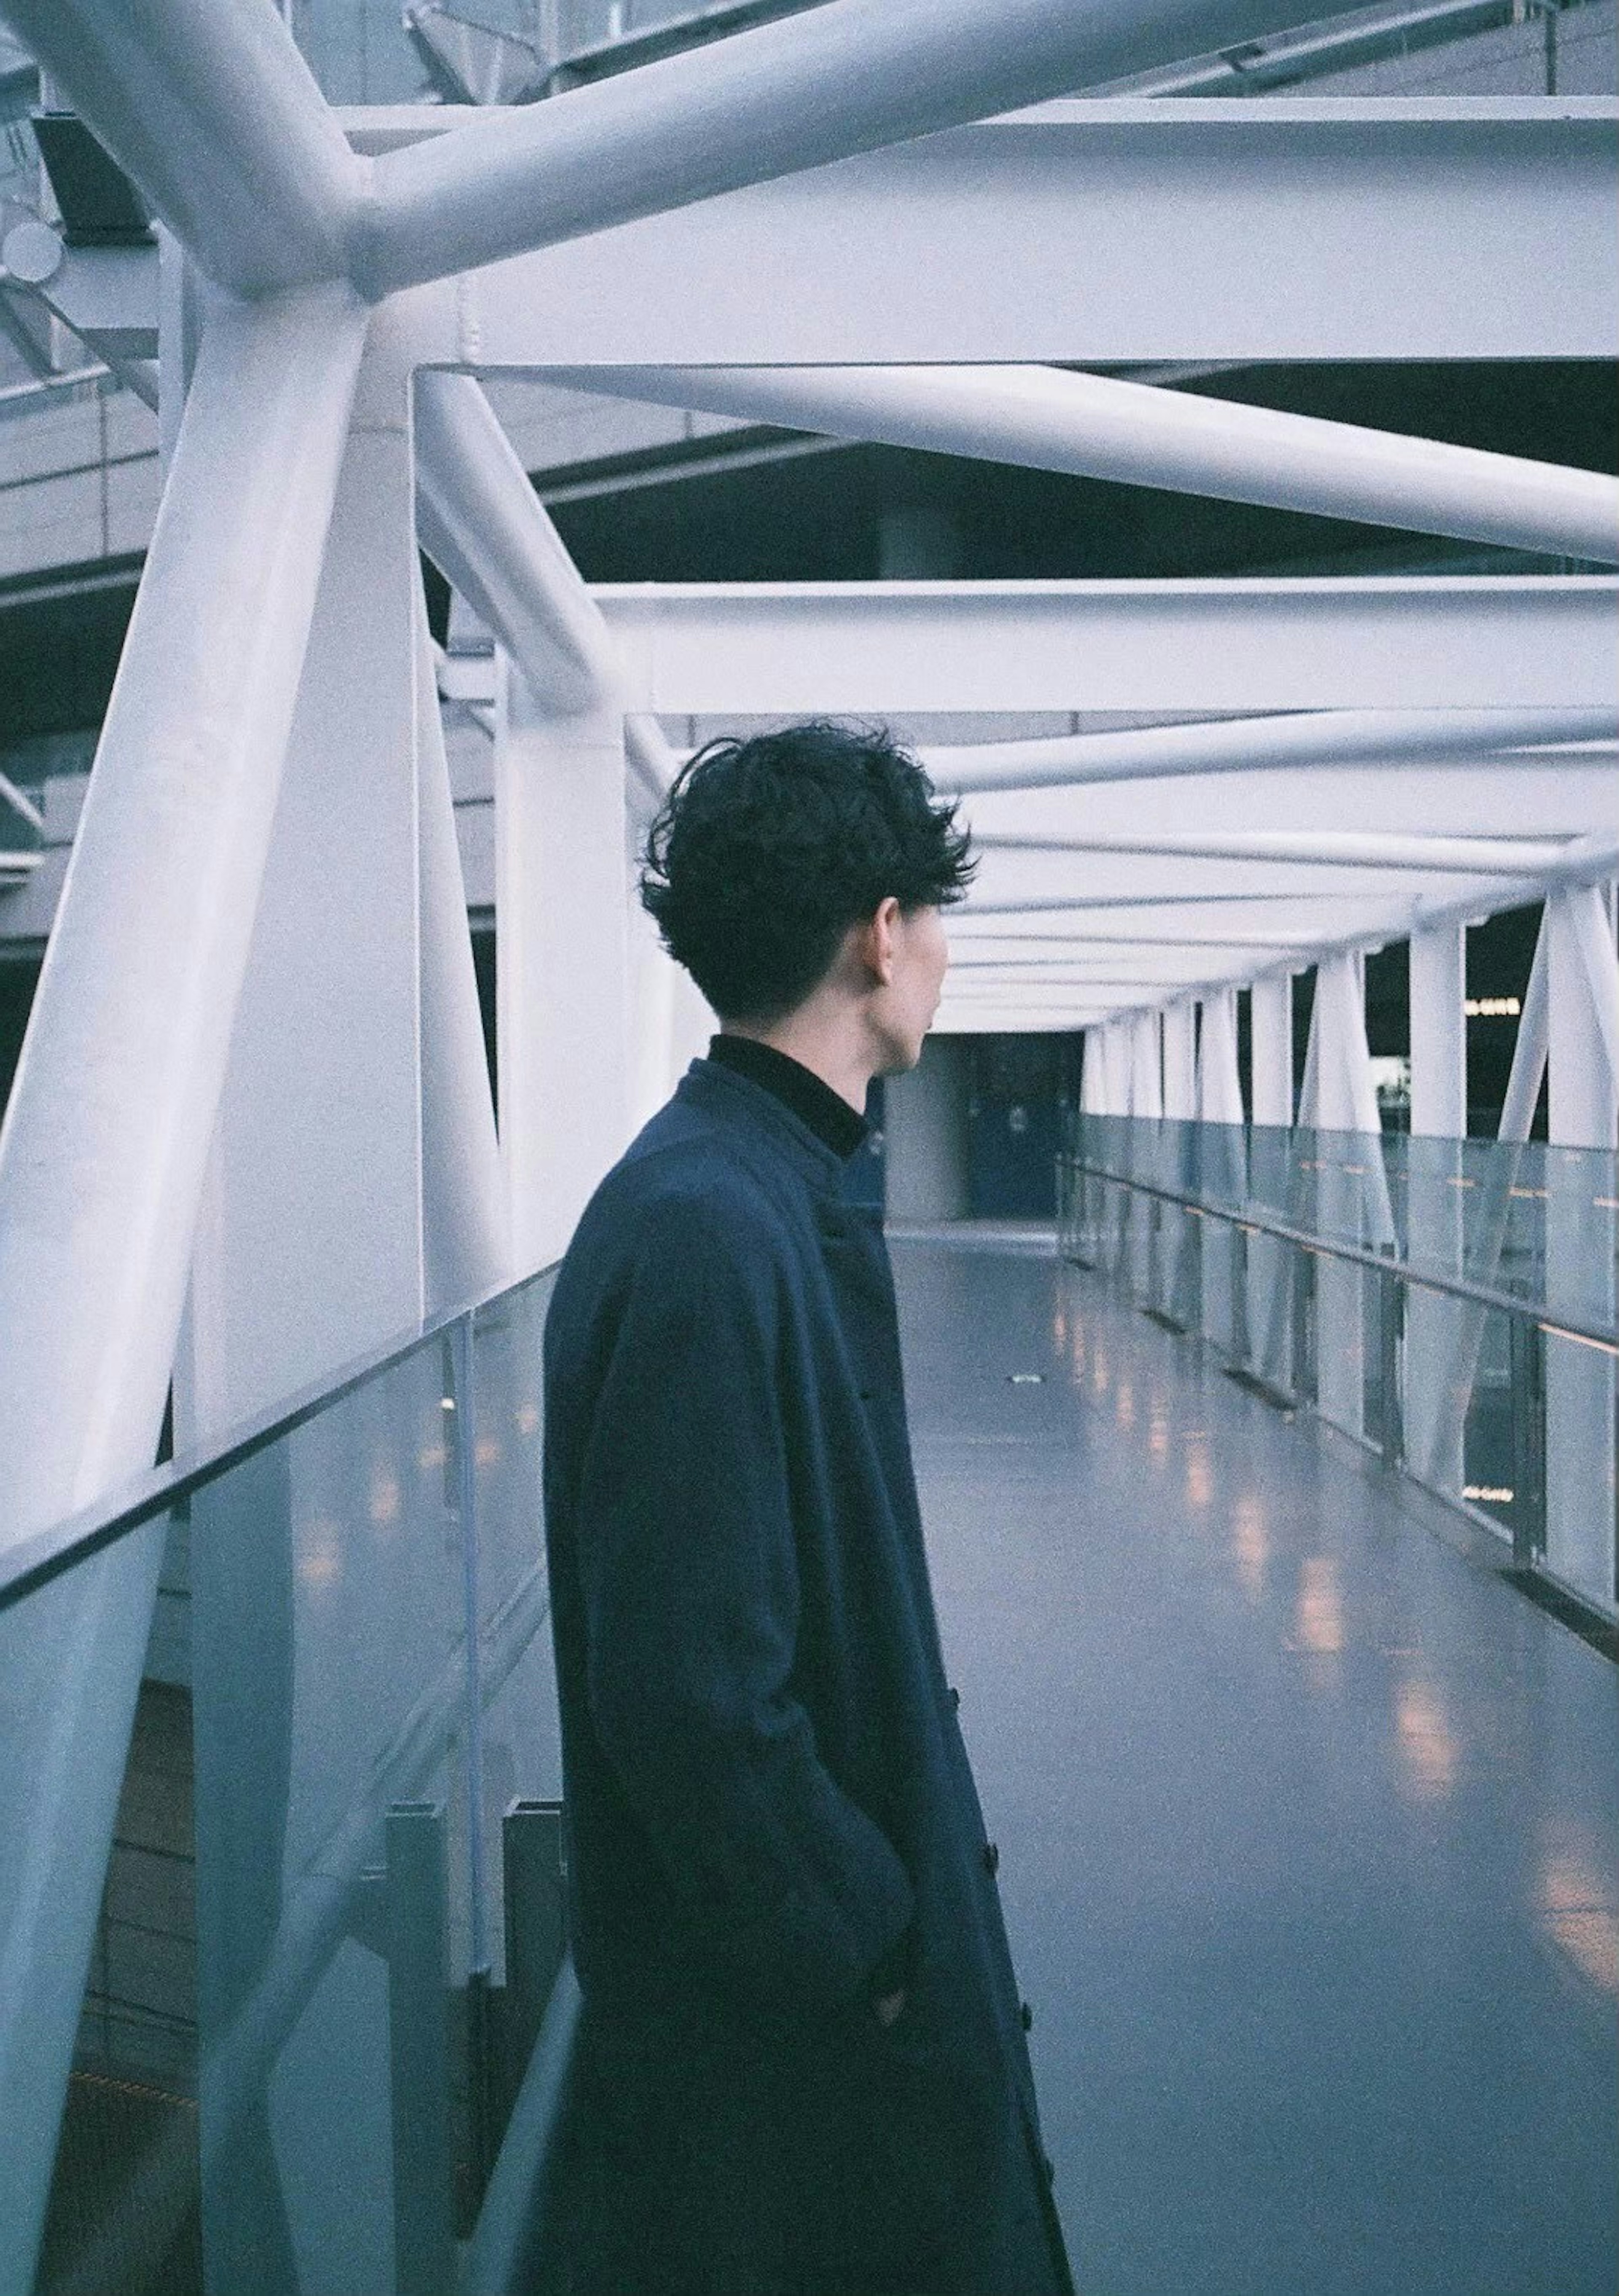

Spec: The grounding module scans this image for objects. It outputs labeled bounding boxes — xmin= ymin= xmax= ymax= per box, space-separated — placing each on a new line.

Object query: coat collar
xmin=675 ymin=1056 xmax=851 ymax=1199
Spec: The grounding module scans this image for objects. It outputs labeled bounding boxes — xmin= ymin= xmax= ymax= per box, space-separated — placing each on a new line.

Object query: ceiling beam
xmin=358 ymin=4 xmax=1340 ymax=300
xmin=592 ymin=580 xmax=1618 ymax=715
xmin=393 ymin=100 xmax=1619 ymax=366
xmin=555 ymin=362 xmax=1619 ymax=564
xmin=967 ymin=828 xmax=1579 ymax=874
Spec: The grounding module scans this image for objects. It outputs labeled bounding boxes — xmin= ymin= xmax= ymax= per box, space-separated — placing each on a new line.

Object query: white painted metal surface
xmin=0 ymin=280 xmax=368 ymax=2296
xmin=1409 ymin=924 xmax=1469 ymax=1138
xmin=0 ymin=0 xmax=362 ymax=294
xmin=1250 ymin=976 xmax=1294 ymax=1128
xmin=496 ymin=664 xmax=632 ymax=1272
xmin=593 ymin=582 xmax=1619 ymax=714
xmin=560 ymin=363 xmax=1619 ymax=564
xmin=358 ymin=8 xmax=1341 ymax=299
xmin=405 ymin=103 xmax=1619 ymax=366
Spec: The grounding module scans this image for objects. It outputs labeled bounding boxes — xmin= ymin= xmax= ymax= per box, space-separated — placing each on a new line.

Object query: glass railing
xmin=1059 ymin=1115 xmax=1619 ymax=1633
xmin=6 ymin=1259 xmax=573 ymax=2296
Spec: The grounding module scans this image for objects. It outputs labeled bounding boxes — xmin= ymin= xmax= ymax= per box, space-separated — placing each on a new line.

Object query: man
xmin=542 ymin=722 xmax=1074 ymax=2296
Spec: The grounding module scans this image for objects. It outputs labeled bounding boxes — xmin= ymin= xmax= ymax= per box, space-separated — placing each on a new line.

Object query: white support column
xmin=1158 ymin=998 xmax=1198 ymax=1320
xmin=1162 ymin=1000 xmax=1197 ymax=1122
xmin=1549 ymin=885 xmax=1619 ymax=1149
xmin=1250 ymin=974 xmax=1294 ymax=1130
xmin=415 ymin=585 xmax=509 ymax=1310
xmin=1545 ymin=883 xmax=1618 ymax=1607
xmin=1406 ymin=922 xmax=1469 ymax=1489
xmin=1101 ymin=1021 xmax=1130 ymax=1118
xmin=1245 ymin=974 xmax=1293 ymax=1378
xmin=1314 ymin=954 xmax=1367 ymax=1435
xmin=1409 ymin=923 xmax=1468 ymax=1139
xmin=1080 ymin=1028 xmax=1107 ymax=1116
xmin=1129 ymin=1010 xmax=1164 ymax=1120
xmin=0 ymin=283 xmax=367 ymax=2296
xmin=1423 ymin=913 xmax=1549 ymax=1493
xmin=175 ymin=306 xmax=491 ymax=2296
xmin=181 ymin=314 xmax=433 ymax=1432
xmin=1196 ymin=988 xmax=1246 ymax=1348
xmin=1197 ymin=989 xmax=1245 ymax=1128
xmin=497 ymin=664 xmax=632 ymax=1271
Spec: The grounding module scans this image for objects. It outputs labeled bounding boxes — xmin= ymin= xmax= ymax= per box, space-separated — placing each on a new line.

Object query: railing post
xmin=500 ymin=1800 xmax=568 ymax=2127
xmin=1227 ymin=1220 xmax=1250 ymax=1365
xmin=449 ymin=1311 xmax=495 ymax=2189
xmin=386 ymin=1801 xmax=457 ymax=2296
xmin=1377 ymin=1257 xmax=1404 ymax=1468
xmin=1507 ymin=1312 xmax=1547 ymax=1571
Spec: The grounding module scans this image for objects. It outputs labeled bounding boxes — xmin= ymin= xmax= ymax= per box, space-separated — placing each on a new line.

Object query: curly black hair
xmin=639 ymin=720 xmax=976 ymax=1025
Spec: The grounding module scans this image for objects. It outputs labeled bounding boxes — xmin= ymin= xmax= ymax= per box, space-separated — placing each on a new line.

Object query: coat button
xmin=983 ymin=1841 xmax=1000 ymax=1876
xmin=949 ymin=1685 xmax=960 ymax=1711
xmin=1020 ymin=2000 xmax=1033 ymax=2032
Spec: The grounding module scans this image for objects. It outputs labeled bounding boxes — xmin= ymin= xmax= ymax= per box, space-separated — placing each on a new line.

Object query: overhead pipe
xmin=560 ymin=364 xmax=1619 ymax=565
xmin=917 ymin=707 xmax=1617 ymax=795
xmin=358 ymin=0 xmax=1328 ymax=298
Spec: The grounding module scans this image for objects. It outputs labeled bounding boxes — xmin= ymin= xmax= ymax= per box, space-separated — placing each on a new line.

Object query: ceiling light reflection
xmin=1232 ymin=1494 xmax=1268 ymax=1599
xmin=1395 ymin=1677 xmax=1458 ymax=1801
xmin=1294 ymin=1556 xmax=1344 ymax=1656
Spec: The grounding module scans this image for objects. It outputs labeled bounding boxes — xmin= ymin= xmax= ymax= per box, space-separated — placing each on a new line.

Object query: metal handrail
xmin=1058 ymin=1152 xmax=1619 ymax=1355
xmin=0 ymin=1254 xmax=562 ymax=1614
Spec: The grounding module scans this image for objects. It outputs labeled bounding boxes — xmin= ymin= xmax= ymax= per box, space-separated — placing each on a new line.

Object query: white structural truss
xmin=0 ymin=0 xmax=1615 ymax=2285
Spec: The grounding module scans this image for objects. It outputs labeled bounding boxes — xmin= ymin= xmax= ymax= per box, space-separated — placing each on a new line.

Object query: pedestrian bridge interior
xmin=0 ymin=0 xmax=1615 ymax=2291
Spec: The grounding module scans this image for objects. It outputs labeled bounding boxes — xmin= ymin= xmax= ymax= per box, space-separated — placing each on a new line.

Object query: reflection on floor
xmin=891 ymin=1231 xmax=1618 ymax=2296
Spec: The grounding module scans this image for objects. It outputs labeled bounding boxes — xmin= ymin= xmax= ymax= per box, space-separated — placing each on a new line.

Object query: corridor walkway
xmin=890 ymin=1231 xmax=1618 ymax=2296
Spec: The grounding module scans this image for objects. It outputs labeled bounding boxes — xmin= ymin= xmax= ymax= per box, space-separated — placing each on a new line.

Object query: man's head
xmin=639 ymin=720 xmax=975 ymax=1075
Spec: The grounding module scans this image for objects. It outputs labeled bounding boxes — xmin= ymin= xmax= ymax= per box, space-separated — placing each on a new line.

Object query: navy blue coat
xmin=542 ymin=1056 xmax=1073 ymax=2295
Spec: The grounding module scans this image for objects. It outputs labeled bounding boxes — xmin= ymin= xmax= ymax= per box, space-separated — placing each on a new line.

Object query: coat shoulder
xmin=552 ymin=1121 xmax=803 ymax=1339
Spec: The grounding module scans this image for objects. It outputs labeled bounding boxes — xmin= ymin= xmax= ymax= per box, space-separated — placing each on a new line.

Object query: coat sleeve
xmin=571 ymin=1189 xmax=915 ymax=2027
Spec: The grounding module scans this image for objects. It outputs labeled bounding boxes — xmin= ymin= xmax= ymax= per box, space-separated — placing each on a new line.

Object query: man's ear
xmin=863 ymin=897 xmax=900 ymax=985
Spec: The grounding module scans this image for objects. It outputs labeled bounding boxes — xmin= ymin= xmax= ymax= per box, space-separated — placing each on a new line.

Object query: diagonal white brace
xmin=0 ymin=279 xmax=368 ymax=2296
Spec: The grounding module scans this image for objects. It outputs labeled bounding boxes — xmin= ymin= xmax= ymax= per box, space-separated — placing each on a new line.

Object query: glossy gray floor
xmin=889 ymin=1230 xmax=1618 ymax=2296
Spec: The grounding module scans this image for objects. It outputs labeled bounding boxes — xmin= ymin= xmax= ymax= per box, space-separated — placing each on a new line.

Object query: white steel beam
xmin=963 ymin=759 xmax=1617 ymax=845
xmin=968 ymin=829 xmax=1579 ymax=875
xmin=414 ymin=586 xmax=509 ymax=1307
xmin=37 ymin=98 xmax=1619 ymax=369
xmin=354 ymin=8 xmax=1353 ymax=300
xmin=398 ymin=102 xmax=1619 ymax=366
xmin=1197 ymin=990 xmax=1246 ymax=1126
xmin=1549 ymin=885 xmax=1619 ymax=1147
xmin=924 ymin=705 xmax=1616 ymax=794
xmin=0 ymin=0 xmax=361 ymax=296
xmin=560 ymin=364 xmax=1619 ymax=565
xmin=1544 ymin=883 xmax=1617 ymax=1611
xmin=594 ymin=581 xmax=1618 ymax=716
xmin=413 ymin=371 xmax=675 ymax=807
xmin=1162 ymin=1002 xmax=1198 ymax=1120
xmin=1408 ymin=924 xmax=1468 ymax=1138
xmin=0 ymin=280 xmax=368 ymax=2296
xmin=1250 ymin=975 xmax=1294 ymax=1128
xmin=497 ymin=662 xmax=632 ymax=1270
xmin=1404 ymin=920 xmax=1468 ymax=1495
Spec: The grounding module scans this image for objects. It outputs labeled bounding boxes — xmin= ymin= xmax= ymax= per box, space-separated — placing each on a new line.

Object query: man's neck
xmin=719 ymin=1017 xmax=874 ymax=1116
